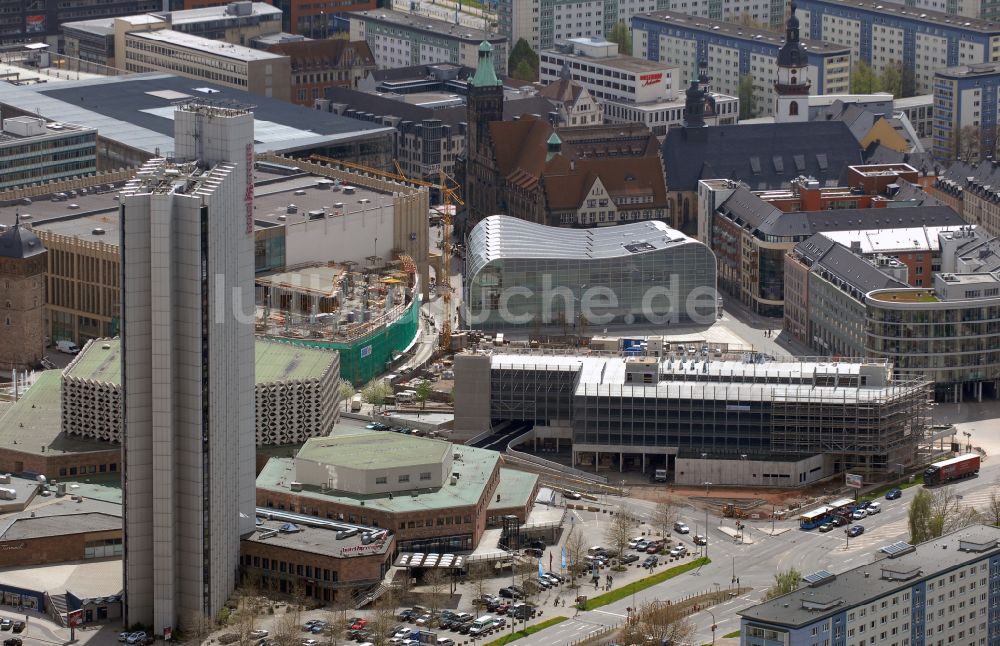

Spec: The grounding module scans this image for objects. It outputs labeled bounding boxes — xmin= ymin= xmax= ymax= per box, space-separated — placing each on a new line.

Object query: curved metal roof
xmin=467 ymin=215 xmax=702 ymax=278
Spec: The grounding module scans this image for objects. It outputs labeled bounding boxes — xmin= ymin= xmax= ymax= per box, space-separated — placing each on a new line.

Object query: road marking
xmin=593 ymin=610 xmax=627 ymax=618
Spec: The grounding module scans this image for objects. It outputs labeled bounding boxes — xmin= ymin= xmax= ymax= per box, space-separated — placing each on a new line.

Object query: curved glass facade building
xmin=464 ymin=216 xmax=718 ymax=329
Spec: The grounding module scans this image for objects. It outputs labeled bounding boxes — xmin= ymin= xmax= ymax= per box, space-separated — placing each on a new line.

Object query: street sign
xmin=67 ymin=609 xmax=83 ymax=627
xmin=846 ymin=473 xmax=863 ymax=489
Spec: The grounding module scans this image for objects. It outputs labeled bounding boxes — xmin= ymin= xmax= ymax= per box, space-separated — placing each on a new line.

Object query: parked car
xmin=351 ymin=620 xmax=368 ymax=630
xmin=498 ymin=587 xmax=518 ymax=599
xmin=523 ymin=547 xmax=543 ymax=557
xmin=564 ymin=491 xmax=582 ymax=500
xmin=818 ymin=523 xmax=834 ymax=533
xmin=302 ymin=640 xmax=320 ymax=646
xmin=866 ymin=502 xmax=882 ymax=514
xmin=635 ymin=539 xmax=650 ymax=551
xmin=642 ymin=555 xmax=658 ymax=568
xmin=831 ymin=515 xmax=849 ymax=527
xmin=0 ymin=623 xmax=10 ymax=633
xmin=3 ymin=639 xmax=22 ymax=646
xmin=851 ymin=509 xmax=867 ymax=520
xmin=668 ymin=545 xmax=687 ymax=558
xmin=250 ymin=630 xmax=270 ymax=639
xmin=628 ymin=537 xmax=643 ymax=548
xmin=126 ymin=632 xmax=148 ymax=645
xmin=645 ymin=542 xmax=662 ymax=554
xmin=885 ymin=488 xmax=903 ymax=500
xmin=119 ymin=633 xmax=130 ymax=643
xmin=673 ymin=522 xmax=690 ymax=534
xmin=693 ymin=534 xmax=708 ymax=545
xmin=621 ymin=553 xmax=640 ymax=564
xmin=847 ymin=525 xmax=865 ymax=538
xmin=529 ymin=540 xmax=546 ymax=550
xmin=10 ymin=625 xmax=23 ymax=636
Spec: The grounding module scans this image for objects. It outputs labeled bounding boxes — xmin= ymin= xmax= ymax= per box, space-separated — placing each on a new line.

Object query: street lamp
xmin=963 ymin=431 xmax=973 ymax=453
xmin=706 ymin=608 xmax=717 ymax=645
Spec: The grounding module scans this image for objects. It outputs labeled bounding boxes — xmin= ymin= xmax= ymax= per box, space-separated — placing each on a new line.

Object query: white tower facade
xmin=774 ymin=3 xmax=810 ymax=123
xmin=121 ymin=103 xmax=256 ymax=635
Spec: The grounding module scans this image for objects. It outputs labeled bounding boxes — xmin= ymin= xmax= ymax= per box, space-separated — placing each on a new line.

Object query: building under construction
xmin=453 ymin=350 xmax=932 ymax=486
xmin=255 ymin=257 xmax=419 ymax=384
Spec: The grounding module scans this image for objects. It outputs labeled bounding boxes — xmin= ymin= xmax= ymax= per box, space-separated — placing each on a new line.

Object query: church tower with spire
xmin=0 ymin=214 xmax=47 ymax=371
xmin=774 ymin=2 xmax=810 ymax=123
xmin=465 ymin=41 xmax=504 ymax=227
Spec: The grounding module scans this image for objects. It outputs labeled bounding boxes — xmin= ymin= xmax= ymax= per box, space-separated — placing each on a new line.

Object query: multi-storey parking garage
xmin=455 ymin=351 xmax=932 ymax=485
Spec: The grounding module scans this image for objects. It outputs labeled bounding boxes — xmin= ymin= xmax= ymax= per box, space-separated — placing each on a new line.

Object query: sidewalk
xmin=716 ymin=526 xmax=754 ymax=544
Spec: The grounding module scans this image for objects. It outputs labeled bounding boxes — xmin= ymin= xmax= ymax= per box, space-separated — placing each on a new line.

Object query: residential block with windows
xmin=740 ymin=525 xmax=1000 ymax=646
xmin=932 ymin=63 xmax=1000 ymax=161
xmin=497 ymin=0 xmax=667 ymax=53
xmin=0 ymin=117 xmax=97 ymax=192
xmin=631 ymin=10 xmax=851 ymax=119
xmin=795 ymin=0 xmax=1000 ymax=95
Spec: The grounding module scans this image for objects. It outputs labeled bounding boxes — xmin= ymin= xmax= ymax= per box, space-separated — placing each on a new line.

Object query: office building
xmin=62 ymin=1 xmax=284 ymax=72
xmin=539 ymin=38 xmax=739 ymax=134
xmin=631 ymin=11 xmax=852 ymax=119
xmin=740 ymin=526 xmax=1000 ymax=646
xmin=453 ymin=351 xmax=931 ymax=482
xmin=705 ymin=175 xmax=964 ymax=316
xmin=794 ymin=0 xmax=1000 ymax=95
xmin=121 ymin=103 xmax=255 ymax=633
xmin=498 ymin=0 xmax=667 ymax=52
xmin=348 ymin=10 xmax=508 ymax=76
xmin=784 ymin=225 xmax=1000 ymax=401
xmin=464 ymin=216 xmax=717 ymax=329
xmin=933 ymin=62 xmax=1000 ymax=161
xmin=0 ymin=116 xmax=97 ymax=192
xmin=62 ymin=338 xmax=341 ymax=446
xmin=0 ymin=217 xmax=47 ymax=371
xmin=0 ymin=0 xmax=160 ymax=45
xmin=257 ymin=433 xmax=539 ymax=552
xmin=267 ymin=39 xmax=376 ymax=105
xmin=121 ymin=28 xmax=291 ymax=101
xmin=0 ymin=73 xmax=395 ymax=170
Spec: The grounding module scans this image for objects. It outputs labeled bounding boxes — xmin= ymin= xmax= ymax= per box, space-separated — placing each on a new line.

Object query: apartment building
xmin=348 ymin=10 xmax=508 ymax=76
xmin=631 ymin=11 xmax=851 ymax=118
xmin=794 ymin=0 xmax=1000 ymax=95
xmin=121 ymin=28 xmax=291 ymax=101
xmin=933 ymin=63 xmax=1000 ymax=160
xmin=498 ymin=0 xmax=668 ymax=53
xmin=740 ymin=526 xmax=1000 ymax=646
xmin=539 ymin=37 xmax=738 ymax=134
xmin=267 ymin=39 xmax=376 ymax=106
xmin=0 ymin=0 xmax=160 ymax=46
xmin=0 ymin=117 xmax=97 ymax=191
xmin=62 ymin=1 xmax=284 ymax=71
xmin=176 ymin=0 xmax=377 ymax=36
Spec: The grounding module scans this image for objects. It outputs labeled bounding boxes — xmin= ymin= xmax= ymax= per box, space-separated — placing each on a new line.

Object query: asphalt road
xmin=515 ymin=456 xmax=1000 ymax=646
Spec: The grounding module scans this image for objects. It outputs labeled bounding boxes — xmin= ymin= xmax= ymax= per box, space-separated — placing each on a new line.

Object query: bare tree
xmin=619 ymin=600 xmax=694 ymax=646
xmin=182 ymin=609 xmax=215 ymax=645
xmin=516 ymin=558 xmax=540 ymax=604
xmin=987 ymin=491 xmax=1000 ymax=527
xmin=651 ymin=500 xmax=678 ymax=542
xmin=466 ymin=562 xmax=492 ymax=605
xmin=272 ymin=614 xmax=299 ymax=646
xmin=289 ymin=581 xmax=307 ymax=626
xmin=370 ymin=592 xmax=399 ymax=646
xmin=934 ymin=488 xmax=982 ymax=534
xmin=234 ymin=587 xmax=261 ymax=646
xmin=564 ymin=527 xmax=587 ymax=586
xmin=323 ymin=606 xmax=346 ymax=646
xmin=424 ymin=569 xmax=449 ymax=616
xmin=605 ymin=505 xmax=636 ymax=571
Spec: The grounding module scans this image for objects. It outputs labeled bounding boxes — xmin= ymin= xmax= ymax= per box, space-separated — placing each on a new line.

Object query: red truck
xmin=924 ymin=453 xmax=980 ymax=486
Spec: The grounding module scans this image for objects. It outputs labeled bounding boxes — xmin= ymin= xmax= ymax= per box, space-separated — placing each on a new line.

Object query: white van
xmin=396 ymin=390 xmax=416 ymax=404
xmin=351 ymin=394 xmax=363 ymax=411
xmin=56 ymin=340 xmax=81 ymax=354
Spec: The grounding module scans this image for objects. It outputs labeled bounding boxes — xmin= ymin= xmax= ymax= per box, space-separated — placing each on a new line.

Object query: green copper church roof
xmin=471 ymin=40 xmax=501 ymax=87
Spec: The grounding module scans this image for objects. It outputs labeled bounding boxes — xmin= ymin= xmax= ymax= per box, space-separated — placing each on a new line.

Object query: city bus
xmin=828 ymin=498 xmax=856 ymax=515
xmin=799 ymin=506 xmax=833 ymax=530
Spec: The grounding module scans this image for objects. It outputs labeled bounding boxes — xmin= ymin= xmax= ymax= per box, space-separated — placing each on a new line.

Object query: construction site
xmin=254 ymin=256 xmax=420 ymax=385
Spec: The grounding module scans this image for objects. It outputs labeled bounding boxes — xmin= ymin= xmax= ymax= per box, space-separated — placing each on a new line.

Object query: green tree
xmin=908 ymin=489 xmax=936 ymax=544
xmin=338 ymin=378 xmax=355 ymax=411
xmin=507 ymin=37 xmax=538 ymax=82
xmin=606 ymin=20 xmax=632 ymax=56
xmin=878 ymin=61 xmax=903 ymax=98
xmin=763 ymin=567 xmax=801 ymax=601
xmin=850 ymin=60 xmax=879 ymax=94
xmin=512 ymin=59 xmax=535 ymax=82
xmin=415 ymin=380 xmax=433 ymax=410
xmin=738 ymin=74 xmax=756 ymax=120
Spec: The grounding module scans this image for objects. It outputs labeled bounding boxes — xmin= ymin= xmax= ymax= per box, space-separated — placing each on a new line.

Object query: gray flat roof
xmin=543 ymin=48 xmax=677 ymax=75
xmin=165 ymin=2 xmax=282 ymax=24
xmin=637 ymin=11 xmax=852 ymax=55
xmin=246 ymin=520 xmax=393 ymax=560
xmin=0 ymin=73 xmax=392 ymax=157
xmin=0 ymin=496 xmax=121 ymax=541
xmin=128 ymin=29 xmax=285 ymax=61
xmin=348 ymin=9 xmax=505 ymax=43
xmin=740 ymin=525 xmax=1000 ymax=628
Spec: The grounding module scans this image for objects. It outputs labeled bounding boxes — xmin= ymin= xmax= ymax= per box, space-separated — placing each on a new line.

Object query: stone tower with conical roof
xmin=0 ymin=214 xmax=47 ymax=370
xmin=774 ymin=2 xmax=810 ymax=123
xmin=466 ymin=41 xmax=504 ymax=227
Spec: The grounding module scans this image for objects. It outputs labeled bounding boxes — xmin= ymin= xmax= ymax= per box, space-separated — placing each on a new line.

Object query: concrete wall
xmin=675 ymin=454 xmax=825 ymax=488
xmin=451 ymin=354 xmax=492 ymax=441
xmin=293 ymin=453 xmax=452 ymax=495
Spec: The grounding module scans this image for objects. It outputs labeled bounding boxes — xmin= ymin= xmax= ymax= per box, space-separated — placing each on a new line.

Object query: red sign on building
xmin=639 ymin=73 xmax=663 ymax=87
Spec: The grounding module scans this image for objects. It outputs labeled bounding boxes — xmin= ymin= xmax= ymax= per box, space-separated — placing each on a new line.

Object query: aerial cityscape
xmin=0 ymin=0 xmax=999 ymax=645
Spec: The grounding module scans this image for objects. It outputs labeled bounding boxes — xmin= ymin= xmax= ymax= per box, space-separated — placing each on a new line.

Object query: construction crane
xmin=308 ymin=155 xmax=463 ymax=351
